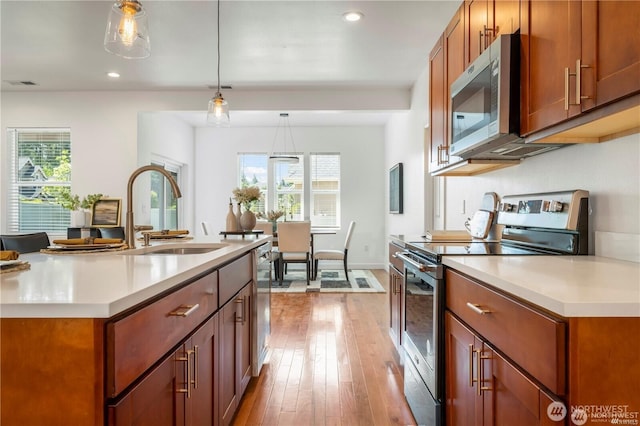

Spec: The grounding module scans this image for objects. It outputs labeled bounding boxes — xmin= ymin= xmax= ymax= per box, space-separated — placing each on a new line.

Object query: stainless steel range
xmin=396 ymin=189 xmax=589 ymax=426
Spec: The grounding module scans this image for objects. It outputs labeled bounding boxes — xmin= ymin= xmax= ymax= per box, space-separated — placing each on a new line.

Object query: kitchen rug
xmin=259 ymin=269 xmax=385 ymax=293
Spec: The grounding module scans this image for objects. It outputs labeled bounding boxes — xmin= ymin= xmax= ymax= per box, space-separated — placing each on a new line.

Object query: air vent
xmin=4 ymin=80 xmax=38 ymax=86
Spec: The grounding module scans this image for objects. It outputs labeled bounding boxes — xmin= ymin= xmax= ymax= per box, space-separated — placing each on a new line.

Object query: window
xmin=6 ymin=128 xmax=72 ymax=234
xmin=237 ymin=153 xmax=340 ymax=227
xmin=150 ymin=160 xmax=182 ymax=230
xmin=310 ymin=153 xmax=340 ymax=227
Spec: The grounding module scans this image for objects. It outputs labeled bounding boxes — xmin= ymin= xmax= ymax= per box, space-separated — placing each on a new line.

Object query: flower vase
xmin=271 ymin=220 xmax=278 ymax=234
xmin=240 ymin=209 xmax=257 ymax=231
xmin=70 ymin=210 xmax=86 ymax=227
xmin=225 ymin=202 xmax=237 ymax=232
xmin=235 ymin=203 xmax=242 ymax=232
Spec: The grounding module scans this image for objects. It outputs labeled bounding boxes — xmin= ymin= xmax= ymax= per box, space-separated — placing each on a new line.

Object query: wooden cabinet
xmin=388 ymin=242 xmax=405 ymax=350
xmin=429 ymin=5 xmax=465 ymax=173
xmin=219 ymin=283 xmax=252 ymax=426
xmin=445 ymin=268 xmax=640 ymax=426
xmin=465 ymin=0 xmax=520 ymax=67
xmin=581 ymin=0 xmax=640 ymax=108
xmin=521 ymin=0 xmax=640 ymax=136
xmin=446 ymin=313 xmax=562 ymax=426
xmin=108 ymin=315 xmax=218 ymax=426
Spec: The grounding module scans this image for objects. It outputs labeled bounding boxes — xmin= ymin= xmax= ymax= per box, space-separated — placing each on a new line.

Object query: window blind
xmin=7 ymin=128 xmax=72 ymax=234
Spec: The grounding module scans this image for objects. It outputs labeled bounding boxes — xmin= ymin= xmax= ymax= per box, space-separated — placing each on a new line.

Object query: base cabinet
xmin=108 ymin=315 xmax=218 ymax=426
xmin=220 ymin=284 xmax=253 ymax=426
xmin=445 ymin=312 xmax=560 ymax=426
xmin=388 ymin=242 xmax=405 ymax=351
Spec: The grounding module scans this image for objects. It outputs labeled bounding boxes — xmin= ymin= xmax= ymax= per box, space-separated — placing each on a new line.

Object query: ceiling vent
xmin=4 ymin=80 xmax=39 ymax=86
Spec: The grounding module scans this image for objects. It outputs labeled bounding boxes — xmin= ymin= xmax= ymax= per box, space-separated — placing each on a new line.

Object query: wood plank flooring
xmin=233 ymin=270 xmax=417 ymax=426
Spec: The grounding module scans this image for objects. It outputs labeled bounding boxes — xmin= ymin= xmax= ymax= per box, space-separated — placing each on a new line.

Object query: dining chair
xmin=276 ymin=221 xmax=311 ymax=286
xmin=0 ymin=232 xmax=50 ymax=253
xmin=313 ymin=221 xmax=356 ymax=281
xmin=201 ymin=221 xmax=210 ymax=236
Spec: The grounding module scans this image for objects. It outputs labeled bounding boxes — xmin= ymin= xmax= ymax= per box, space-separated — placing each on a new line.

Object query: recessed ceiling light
xmin=343 ymin=11 xmax=363 ymax=22
xmin=107 ymin=72 xmax=120 ymax=78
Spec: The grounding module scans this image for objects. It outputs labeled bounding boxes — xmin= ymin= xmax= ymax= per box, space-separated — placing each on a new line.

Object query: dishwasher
xmin=252 ymin=241 xmax=272 ymax=376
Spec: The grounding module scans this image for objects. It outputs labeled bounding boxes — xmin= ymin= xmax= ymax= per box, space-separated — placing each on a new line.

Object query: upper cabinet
xmin=465 ymin=0 xmax=520 ymax=67
xmin=428 ymin=5 xmax=465 ymax=173
xmin=520 ymin=0 xmax=640 ymax=136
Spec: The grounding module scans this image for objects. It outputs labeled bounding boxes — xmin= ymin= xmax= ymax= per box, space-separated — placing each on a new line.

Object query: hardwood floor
xmin=233 ymin=270 xmax=417 ymax=426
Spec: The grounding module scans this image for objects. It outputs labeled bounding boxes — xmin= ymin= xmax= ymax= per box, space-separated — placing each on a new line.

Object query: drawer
xmin=446 ymin=269 xmax=566 ymax=395
xmin=106 ymin=270 xmax=218 ymax=397
xmin=388 ymin=242 xmax=404 ymax=273
xmin=219 ymin=252 xmax=252 ymax=307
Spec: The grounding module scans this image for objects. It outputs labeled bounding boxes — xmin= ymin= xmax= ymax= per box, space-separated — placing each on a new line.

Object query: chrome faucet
xmin=125 ymin=165 xmax=182 ymax=249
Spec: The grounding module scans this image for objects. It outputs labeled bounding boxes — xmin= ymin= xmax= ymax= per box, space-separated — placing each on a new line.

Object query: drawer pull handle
xmin=235 ymin=297 xmax=245 ymax=324
xmin=169 ymin=304 xmax=200 ymax=317
xmin=468 ymin=344 xmax=475 ymax=388
xmin=466 ymin=302 xmax=491 ymax=315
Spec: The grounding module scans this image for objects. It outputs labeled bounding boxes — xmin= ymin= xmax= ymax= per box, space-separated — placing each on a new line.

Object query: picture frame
xmin=389 ymin=163 xmax=403 ymax=214
xmin=90 ymin=198 xmax=122 ymax=227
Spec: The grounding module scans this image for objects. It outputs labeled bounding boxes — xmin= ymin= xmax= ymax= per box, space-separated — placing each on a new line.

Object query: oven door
xmin=402 ymin=258 xmax=443 ymax=399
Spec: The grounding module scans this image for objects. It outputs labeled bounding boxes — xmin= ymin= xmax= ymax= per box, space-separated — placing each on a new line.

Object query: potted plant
xmin=55 ymin=192 xmax=104 ymax=227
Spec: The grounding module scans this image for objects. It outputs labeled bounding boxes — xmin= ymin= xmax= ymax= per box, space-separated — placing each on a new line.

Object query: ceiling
xmin=1 ymin=0 xmax=460 ymax=126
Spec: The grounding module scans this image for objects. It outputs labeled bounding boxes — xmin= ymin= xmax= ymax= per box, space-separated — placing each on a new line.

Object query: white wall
xmin=384 ymin=65 xmax=432 ymax=238
xmin=195 ymin=126 xmax=387 ymax=268
xmin=441 ymin=133 xmax=640 ymax=253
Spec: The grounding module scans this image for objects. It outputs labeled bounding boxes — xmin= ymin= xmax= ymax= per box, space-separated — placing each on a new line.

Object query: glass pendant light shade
xmin=104 ymin=0 xmax=150 ymax=59
xmin=207 ymin=93 xmax=231 ymax=127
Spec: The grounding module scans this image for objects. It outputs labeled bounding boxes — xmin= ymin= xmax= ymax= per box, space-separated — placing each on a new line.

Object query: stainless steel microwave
xmin=449 ymin=34 xmax=563 ymax=160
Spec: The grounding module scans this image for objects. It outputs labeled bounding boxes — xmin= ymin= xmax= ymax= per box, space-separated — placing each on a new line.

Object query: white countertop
xmin=0 ymin=236 xmax=269 ymax=319
xmin=443 ymin=255 xmax=640 ymax=317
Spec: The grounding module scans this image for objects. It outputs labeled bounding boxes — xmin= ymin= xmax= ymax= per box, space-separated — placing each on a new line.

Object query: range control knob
xmin=499 ymin=202 xmax=515 ymax=212
xmin=542 ymin=200 xmax=564 ymax=212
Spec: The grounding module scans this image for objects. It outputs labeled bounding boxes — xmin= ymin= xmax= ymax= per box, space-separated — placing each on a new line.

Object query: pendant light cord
xmin=217 ymin=0 xmax=221 ymax=94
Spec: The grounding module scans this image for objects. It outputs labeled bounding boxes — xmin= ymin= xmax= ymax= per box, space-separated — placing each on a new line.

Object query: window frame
xmin=6 ymin=127 xmax=72 ymax=237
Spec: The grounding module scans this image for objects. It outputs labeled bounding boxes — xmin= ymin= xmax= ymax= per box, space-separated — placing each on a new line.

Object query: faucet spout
xmin=126 ymin=165 xmax=183 ymax=249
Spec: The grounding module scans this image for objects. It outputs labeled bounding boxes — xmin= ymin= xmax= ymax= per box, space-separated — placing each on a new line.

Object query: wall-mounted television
xmin=389 ymin=163 xmax=403 ymax=214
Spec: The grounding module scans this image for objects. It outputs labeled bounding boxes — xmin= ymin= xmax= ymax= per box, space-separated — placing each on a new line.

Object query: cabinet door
xmin=219 ymin=299 xmax=239 ymax=426
xmin=492 ymin=0 xmax=520 ymax=38
xmin=429 ymin=34 xmax=446 ymax=173
xmin=237 ymin=284 xmax=253 ymax=397
xmin=445 ymin=313 xmax=482 ymax=426
xmin=581 ymin=0 xmax=640 ymax=109
xmin=108 ymin=349 xmax=181 ymax=426
xmin=520 ymin=0 xmax=582 ymax=135
xmin=466 ymin=0 xmax=489 ymax=66
xmin=483 ymin=345 xmax=561 ymax=426
xmin=186 ymin=315 xmax=218 ymax=426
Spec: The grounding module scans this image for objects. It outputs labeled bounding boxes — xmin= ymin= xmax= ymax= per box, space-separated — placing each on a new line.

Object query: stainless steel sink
xmin=122 ymin=243 xmax=228 ymax=255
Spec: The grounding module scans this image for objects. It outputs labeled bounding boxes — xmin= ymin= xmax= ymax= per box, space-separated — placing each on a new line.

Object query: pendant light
xmin=104 ymin=0 xmax=150 ymax=59
xmin=207 ymin=0 xmax=230 ymax=127
xmin=269 ymin=113 xmax=299 ymax=163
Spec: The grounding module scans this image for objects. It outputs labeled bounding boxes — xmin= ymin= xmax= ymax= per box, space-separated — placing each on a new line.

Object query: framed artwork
xmin=389 ymin=163 xmax=403 ymax=214
xmin=90 ymin=198 xmax=122 ymax=227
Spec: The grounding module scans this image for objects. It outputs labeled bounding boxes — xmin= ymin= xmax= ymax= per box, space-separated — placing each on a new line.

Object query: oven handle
xmin=396 ymin=252 xmax=439 ymax=274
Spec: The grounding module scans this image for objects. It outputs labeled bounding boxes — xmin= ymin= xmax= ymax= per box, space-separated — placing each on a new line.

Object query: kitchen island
xmin=0 ymin=235 xmax=270 ymax=426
